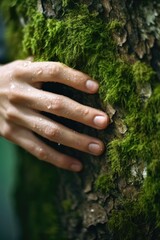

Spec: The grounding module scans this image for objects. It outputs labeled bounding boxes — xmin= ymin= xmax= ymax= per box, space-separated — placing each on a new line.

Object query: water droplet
xmin=27 ymin=87 xmax=31 ymax=92
xmin=23 ymin=61 xmax=31 ymax=67
xmin=10 ymin=83 xmax=15 ymax=89
xmin=73 ymin=74 xmax=77 ymax=81
xmin=23 ymin=63 xmax=28 ymax=67
xmin=47 ymin=105 xmax=52 ymax=110
xmin=37 ymin=70 xmax=42 ymax=75
xmin=36 ymin=147 xmax=47 ymax=160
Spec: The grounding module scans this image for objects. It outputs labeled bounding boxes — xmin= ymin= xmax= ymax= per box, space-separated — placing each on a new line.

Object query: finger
xmin=22 ymin=88 xmax=109 ymax=130
xmin=14 ymin=61 xmax=99 ymax=93
xmin=7 ymin=77 xmax=109 ymax=129
xmin=4 ymin=122 xmax=83 ymax=172
xmin=9 ymin=106 xmax=105 ymax=156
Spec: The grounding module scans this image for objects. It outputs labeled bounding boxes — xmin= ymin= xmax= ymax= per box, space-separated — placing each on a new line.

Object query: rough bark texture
xmin=1 ymin=0 xmax=160 ymax=239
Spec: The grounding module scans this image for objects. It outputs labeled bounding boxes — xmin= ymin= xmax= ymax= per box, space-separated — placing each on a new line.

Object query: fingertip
xmin=70 ymin=162 xmax=83 ymax=172
xmin=93 ymin=115 xmax=110 ymax=129
xmin=88 ymin=141 xmax=105 ymax=156
xmin=96 ymin=141 xmax=106 ymax=156
xmin=86 ymin=80 xmax=99 ymax=93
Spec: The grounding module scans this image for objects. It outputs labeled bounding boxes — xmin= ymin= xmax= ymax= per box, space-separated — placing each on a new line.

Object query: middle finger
xmin=11 ymin=106 xmax=105 ymax=156
xmin=23 ymin=88 xmax=109 ymax=130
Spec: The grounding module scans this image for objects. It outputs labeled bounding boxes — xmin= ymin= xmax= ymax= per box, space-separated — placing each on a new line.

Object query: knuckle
xmin=3 ymin=123 xmax=14 ymax=139
xmin=56 ymin=156 xmax=67 ymax=169
xmin=33 ymin=67 xmax=43 ymax=78
xmin=12 ymin=65 xmax=24 ymax=79
xmin=5 ymin=107 xmax=17 ymax=121
xmin=81 ymin=108 xmax=90 ymax=117
xmin=44 ymin=125 xmax=60 ymax=140
xmin=76 ymin=106 xmax=90 ymax=118
xmin=49 ymin=63 xmax=61 ymax=77
xmin=74 ymin=138 xmax=82 ymax=148
xmin=8 ymin=86 xmax=20 ymax=103
xmin=52 ymin=96 xmax=63 ymax=112
xmin=27 ymin=144 xmax=35 ymax=154
xmin=36 ymin=147 xmax=47 ymax=160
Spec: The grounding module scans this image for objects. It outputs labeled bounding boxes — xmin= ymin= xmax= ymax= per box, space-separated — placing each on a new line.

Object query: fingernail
xmin=86 ymin=80 xmax=99 ymax=92
xmin=88 ymin=143 xmax=103 ymax=155
xmin=70 ymin=163 xmax=82 ymax=172
xmin=93 ymin=116 xmax=108 ymax=128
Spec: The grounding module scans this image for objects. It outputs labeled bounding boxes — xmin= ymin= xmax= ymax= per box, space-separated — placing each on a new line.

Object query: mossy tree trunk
xmin=1 ymin=0 xmax=160 ymax=239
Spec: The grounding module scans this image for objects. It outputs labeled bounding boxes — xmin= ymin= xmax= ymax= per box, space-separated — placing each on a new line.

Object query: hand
xmin=0 ymin=60 xmax=109 ymax=172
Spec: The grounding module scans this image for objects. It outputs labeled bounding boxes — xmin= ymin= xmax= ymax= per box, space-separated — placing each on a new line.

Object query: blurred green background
xmin=0 ymin=139 xmax=20 ymax=240
xmin=0 ymin=13 xmax=20 ymax=240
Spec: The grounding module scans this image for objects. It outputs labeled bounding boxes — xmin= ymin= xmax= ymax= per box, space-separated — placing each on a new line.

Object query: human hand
xmin=0 ymin=60 xmax=109 ymax=172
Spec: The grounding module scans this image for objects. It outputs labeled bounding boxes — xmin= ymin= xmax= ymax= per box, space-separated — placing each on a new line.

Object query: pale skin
xmin=0 ymin=60 xmax=109 ymax=172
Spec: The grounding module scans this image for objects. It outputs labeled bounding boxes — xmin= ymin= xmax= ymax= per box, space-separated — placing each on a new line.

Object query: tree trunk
xmin=1 ymin=0 xmax=160 ymax=239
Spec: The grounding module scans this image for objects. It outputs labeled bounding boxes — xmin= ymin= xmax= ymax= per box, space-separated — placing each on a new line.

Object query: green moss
xmin=62 ymin=199 xmax=72 ymax=212
xmin=132 ymin=61 xmax=155 ymax=83
xmin=0 ymin=0 xmax=36 ymax=19
xmin=140 ymin=159 xmax=160 ymax=226
xmin=95 ymin=173 xmax=115 ymax=193
xmin=108 ymin=199 xmax=150 ymax=240
xmin=0 ymin=0 xmax=36 ymax=60
xmin=17 ymin=3 xmax=160 ymax=238
xmin=22 ymin=6 xmax=116 ymax=65
xmin=62 ymin=0 xmax=71 ymax=8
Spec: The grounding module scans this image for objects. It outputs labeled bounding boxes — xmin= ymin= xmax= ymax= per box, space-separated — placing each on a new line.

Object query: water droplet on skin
xmin=32 ymin=123 xmax=42 ymax=133
xmin=37 ymin=69 xmax=43 ymax=75
xmin=27 ymin=87 xmax=31 ymax=92
xmin=32 ymin=68 xmax=43 ymax=80
xmin=72 ymin=74 xmax=78 ymax=81
xmin=23 ymin=61 xmax=31 ymax=67
xmin=47 ymin=105 xmax=52 ymax=110
xmin=10 ymin=83 xmax=15 ymax=89
xmin=72 ymin=73 xmax=84 ymax=82
xmin=37 ymin=147 xmax=47 ymax=160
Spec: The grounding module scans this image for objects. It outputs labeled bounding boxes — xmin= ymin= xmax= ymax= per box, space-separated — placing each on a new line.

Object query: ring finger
xmin=5 ymin=122 xmax=83 ymax=171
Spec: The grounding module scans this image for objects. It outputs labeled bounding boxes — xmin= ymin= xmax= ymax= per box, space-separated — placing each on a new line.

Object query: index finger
xmin=15 ymin=61 xmax=99 ymax=94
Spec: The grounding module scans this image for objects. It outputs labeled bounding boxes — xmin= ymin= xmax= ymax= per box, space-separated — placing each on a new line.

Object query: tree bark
xmin=1 ymin=0 xmax=160 ymax=239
